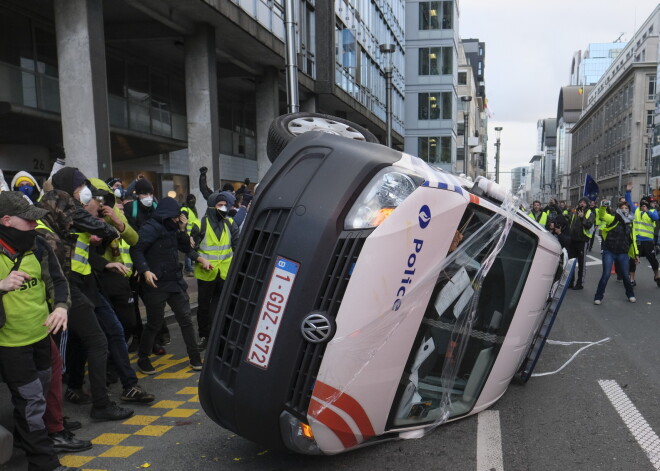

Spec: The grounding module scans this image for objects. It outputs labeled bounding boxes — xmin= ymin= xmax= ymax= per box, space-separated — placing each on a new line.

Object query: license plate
xmin=246 ymin=256 xmax=299 ymax=369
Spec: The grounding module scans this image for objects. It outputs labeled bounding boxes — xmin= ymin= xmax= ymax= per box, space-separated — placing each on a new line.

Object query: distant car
xmin=199 ymin=114 xmax=574 ymax=455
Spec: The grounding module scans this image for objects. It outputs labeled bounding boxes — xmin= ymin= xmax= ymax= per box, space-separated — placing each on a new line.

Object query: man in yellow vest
xmin=0 ymin=191 xmax=73 ymax=471
xmin=180 ymin=194 xmax=200 ymax=277
xmin=569 ymin=197 xmax=596 ymax=289
xmin=625 ymin=182 xmax=660 ymax=286
xmin=527 ymin=200 xmax=548 ymax=227
xmin=189 ymin=191 xmax=239 ymax=350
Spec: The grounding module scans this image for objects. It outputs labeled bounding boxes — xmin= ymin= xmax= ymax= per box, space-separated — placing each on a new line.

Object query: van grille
xmin=286 ymin=231 xmax=369 ymax=416
xmin=213 ymin=209 xmax=290 ymax=391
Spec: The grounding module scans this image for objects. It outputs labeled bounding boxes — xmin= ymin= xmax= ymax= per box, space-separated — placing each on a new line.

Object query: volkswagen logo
xmin=418 ymin=205 xmax=431 ymax=229
xmin=301 ymin=312 xmax=335 ymax=344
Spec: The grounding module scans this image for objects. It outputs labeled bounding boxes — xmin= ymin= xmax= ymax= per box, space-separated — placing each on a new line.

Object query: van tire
xmin=267 ymin=112 xmax=379 ymax=162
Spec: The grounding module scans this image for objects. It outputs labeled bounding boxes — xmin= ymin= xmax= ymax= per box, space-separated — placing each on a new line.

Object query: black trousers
xmin=196 ymin=276 xmax=224 ymax=339
xmin=0 ymin=336 xmax=60 ymax=471
xmin=569 ymin=239 xmax=588 ymax=286
xmin=66 ymin=284 xmax=109 ymax=408
xmin=138 ymin=288 xmax=199 ymax=362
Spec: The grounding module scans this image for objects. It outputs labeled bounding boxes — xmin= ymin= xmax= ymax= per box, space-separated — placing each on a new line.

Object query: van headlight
xmin=345 ymin=168 xmax=422 ymax=230
xmin=279 ymin=411 xmax=322 ymax=455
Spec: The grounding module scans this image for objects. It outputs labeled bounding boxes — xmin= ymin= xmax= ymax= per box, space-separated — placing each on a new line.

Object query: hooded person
xmin=11 ymin=170 xmax=42 ymax=203
xmin=130 ymin=197 xmax=202 ymax=374
xmin=568 ymin=196 xmax=596 ymax=289
xmin=188 ymin=191 xmax=240 ymax=350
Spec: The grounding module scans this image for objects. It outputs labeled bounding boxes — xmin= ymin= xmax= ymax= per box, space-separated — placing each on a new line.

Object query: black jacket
xmin=131 ymin=199 xmax=189 ymax=293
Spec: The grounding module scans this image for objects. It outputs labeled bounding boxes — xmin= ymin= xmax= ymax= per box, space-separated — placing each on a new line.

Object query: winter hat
xmin=152 ymin=197 xmax=180 ymax=220
xmin=135 ymin=178 xmax=154 ymax=195
xmin=106 ymin=177 xmax=122 ymax=187
xmin=578 ymin=197 xmax=589 ymax=205
xmin=208 ymin=191 xmax=235 ymax=208
xmin=51 ymin=167 xmax=89 ymax=197
xmin=11 ymin=171 xmax=40 ymax=192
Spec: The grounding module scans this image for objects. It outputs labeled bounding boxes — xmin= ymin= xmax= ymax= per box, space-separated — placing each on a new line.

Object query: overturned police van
xmin=199 ymin=113 xmax=574 ymax=455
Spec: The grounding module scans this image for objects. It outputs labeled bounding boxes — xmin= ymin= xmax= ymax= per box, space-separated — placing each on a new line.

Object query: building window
xmin=648 ymin=75 xmax=656 ymax=100
xmin=418 ymin=136 xmax=451 ymax=164
xmin=418 ymin=92 xmax=451 ymax=120
xmin=418 ymin=1 xmax=453 ymax=30
xmin=419 ymin=47 xmax=452 ymax=75
xmin=647 ymin=110 xmax=654 ymax=129
xmin=458 ymin=71 xmax=467 ymax=85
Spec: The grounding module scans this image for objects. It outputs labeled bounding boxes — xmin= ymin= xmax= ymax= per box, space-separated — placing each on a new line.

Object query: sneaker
xmin=572 ymin=284 xmax=584 ymax=290
xmin=121 ymin=385 xmax=155 ymax=404
xmin=49 ymin=429 xmax=93 ymax=453
xmin=161 ymin=334 xmax=171 ymax=346
xmin=593 ymin=299 xmax=601 ymax=305
xmin=137 ymin=357 xmax=156 ymax=375
xmin=629 ymin=297 xmax=637 ymax=303
xmin=90 ymin=401 xmax=134 ymax=421
xmin=198 ymin=337 xmax=208 ymax=351
xmin=65 ymin=388 xmax=92 ymax=405
xmin=190 ymin=358 xmax=203 ymax=371
xmin=63 ymin=416 xmax=81 ymax=432
xmin=152 ymin=343 xmax=166 ymax=355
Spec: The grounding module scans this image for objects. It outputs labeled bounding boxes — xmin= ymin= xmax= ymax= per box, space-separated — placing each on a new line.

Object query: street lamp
xmin=645 ymin=125 xmax=654 ymax=194
xmin=379 ymin=43 xmax=395 ymax=148
xmin=494 ymin=126 xmax=503 ymax=183
xmin=461 ymin=96 xmax=472 ymax=174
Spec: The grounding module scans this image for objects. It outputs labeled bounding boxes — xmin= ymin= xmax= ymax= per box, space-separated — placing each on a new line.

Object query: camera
xmin=600 ymin=200 xmax=611 ymax=207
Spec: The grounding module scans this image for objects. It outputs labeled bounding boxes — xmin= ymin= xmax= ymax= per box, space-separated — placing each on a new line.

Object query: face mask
xmin=114 ymin=187 xmax=124 ymax=199
xmin=140 ymin=196 xmax=154 ymax=207
xmin=163 ymin=218 xmax=179 ymax=231
xmin=18 ymin=186 xmax=35 ymax=198
xmin=79 ymin=186 xmax=93 ymax=205
xmin=216 ymin=205 xmax=228 ymax=218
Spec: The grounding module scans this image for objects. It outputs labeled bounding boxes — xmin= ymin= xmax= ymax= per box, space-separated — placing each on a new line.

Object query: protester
xmin=0 ymin=191 xmax=76 ymax=471
xmin=131 ymin=197 xmax=202 ymax=374
xmin=625 ymin=183 xmax=660 ymax=287
xmin=10 ymin=171 xmax=41 ymax=204
xmin=569 ymin=197 xmax=596 ymax=290
xmin=189 ymin=191 xmax=239 ymax=350
xmin=593 ymin=200 xmax=636 ymax=304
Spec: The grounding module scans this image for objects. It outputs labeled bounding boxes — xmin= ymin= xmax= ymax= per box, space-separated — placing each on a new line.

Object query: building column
xmin=54 ymin=0 xmax=112 ymax=179
xmin=256 ymin=67 xmax=279 ymax=181
xmin=301 ymin=96 xmax=317 ymax=113
xmin=185 ymin=23 xmax=219 ymax=206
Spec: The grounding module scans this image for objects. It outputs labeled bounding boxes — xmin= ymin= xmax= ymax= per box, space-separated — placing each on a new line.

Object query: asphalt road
xmin=4 ymin=252 xmax=660 ymax=471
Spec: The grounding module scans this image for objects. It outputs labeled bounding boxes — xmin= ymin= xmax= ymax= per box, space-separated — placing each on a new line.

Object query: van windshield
xmin=388 ymin=204 xmax=537 ymax=428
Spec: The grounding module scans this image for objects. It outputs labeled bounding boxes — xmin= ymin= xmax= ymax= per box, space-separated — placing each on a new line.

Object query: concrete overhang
xmin=0 ymin=102 xmax=186 ymax=161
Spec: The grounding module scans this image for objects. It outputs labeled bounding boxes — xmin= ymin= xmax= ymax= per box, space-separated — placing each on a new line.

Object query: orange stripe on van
xmin=469 ymin=194 xmax=480 ymax=204
xmin=309 ymin=398 xmax=358 ymax=449
xmin=312 ymin=381 xmax=375 ymax=439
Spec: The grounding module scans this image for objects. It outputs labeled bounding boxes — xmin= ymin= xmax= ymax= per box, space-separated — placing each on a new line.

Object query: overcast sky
xmin=460 ymin=0 xmax=660 ymax=187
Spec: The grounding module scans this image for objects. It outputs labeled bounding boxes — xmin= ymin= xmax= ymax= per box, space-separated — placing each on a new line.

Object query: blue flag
xmin=583 ymin=174 xmax=599 ymax=201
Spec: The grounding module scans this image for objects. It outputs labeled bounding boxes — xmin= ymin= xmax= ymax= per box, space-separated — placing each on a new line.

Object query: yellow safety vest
xmin=194 ymin=217 xmax=233 ymax=281
xmin=633 ymin=210 xmax=656 ymax=240
xmin=181 ymin=207 xmax=200 ymax=235
xmin=103 ymin=238 xmax=134 ymax=277
xmin=71 ymin=232 xmax=92 ymax=275
xmin=0 ymin=250 xmax=49 ymax=347
xmin=571 ymin=209 xmax=594 ymax=238
xmin=528 ymin=211 xmax=548 ymax=226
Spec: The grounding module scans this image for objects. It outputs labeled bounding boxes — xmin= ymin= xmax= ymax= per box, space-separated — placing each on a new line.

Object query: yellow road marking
xmin=163 ymin=408 xmax=198 ymax=418
xmin=188 ymin=394 xmax=199 ymax=403
xmin=157 ymin=364 xmax=195 ymax=379
xmin=99 ymin=445 xmax=143 ymax=458
xmin=123 ymin=415 xmax=160 ymax=426
xmin=92 ymin=433 xmax=131 ymax=445
xmin=134 ymin=425 xmax=173 ymax=436
xmin=176 ymin=387 xmax=198 ymax=395
xmin=151 ymin=400 xmax=185 ymax=409
xmin=59 ymin=455 xmax=95 ymax=467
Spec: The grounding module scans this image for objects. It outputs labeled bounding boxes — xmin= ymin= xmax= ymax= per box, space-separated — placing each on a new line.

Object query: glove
xmin=199 ymin=167 xmax=208 ymax=175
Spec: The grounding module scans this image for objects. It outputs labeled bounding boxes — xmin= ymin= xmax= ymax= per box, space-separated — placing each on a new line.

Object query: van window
xmin=388 ymin=204 xmax=537 ymax=428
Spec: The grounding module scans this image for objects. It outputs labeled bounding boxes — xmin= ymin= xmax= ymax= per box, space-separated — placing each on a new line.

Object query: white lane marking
xmin=599 ymin=380 xmax=660 ymax=469
xmin=586 ymin=255 xmax=601 ymax=266
xmin=477 ymin=410 xmax=504 ymax=471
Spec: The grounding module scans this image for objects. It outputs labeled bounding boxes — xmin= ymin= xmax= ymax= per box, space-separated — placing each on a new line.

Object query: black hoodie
xmin=130 ymin=197 xmax=189 ymax=292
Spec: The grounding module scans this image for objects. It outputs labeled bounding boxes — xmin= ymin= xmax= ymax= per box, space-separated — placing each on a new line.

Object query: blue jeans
xmin=95 ymin=294 xmax=138 ymax=390
xmin=184 ymin=256 xmax=192 ymax=273
xmin=595 ymin=250 xmax=634 ymax=301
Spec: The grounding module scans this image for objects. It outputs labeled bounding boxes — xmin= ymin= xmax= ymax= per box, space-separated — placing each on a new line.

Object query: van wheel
xmin=267 ymin=112 xmax=379 ymax=162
